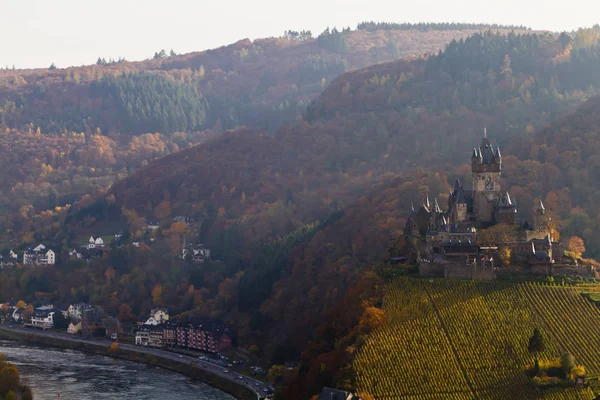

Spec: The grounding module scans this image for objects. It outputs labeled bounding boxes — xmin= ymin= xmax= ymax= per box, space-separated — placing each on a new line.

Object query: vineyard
xmin=354 ymin=278 xmax=600 ymax=399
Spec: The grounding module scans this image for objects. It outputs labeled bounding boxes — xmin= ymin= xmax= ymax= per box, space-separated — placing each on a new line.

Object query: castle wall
xmin=418 ymin=261 xmax=445 ymax=277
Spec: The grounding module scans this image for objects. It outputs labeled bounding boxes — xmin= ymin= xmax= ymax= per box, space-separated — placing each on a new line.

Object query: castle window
xmin=485 ymin=177 xmax=494 ymax=190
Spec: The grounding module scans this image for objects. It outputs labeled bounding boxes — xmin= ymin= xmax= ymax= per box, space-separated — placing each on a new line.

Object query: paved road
xmin=0 ymin=325 xmax=273 ymax=399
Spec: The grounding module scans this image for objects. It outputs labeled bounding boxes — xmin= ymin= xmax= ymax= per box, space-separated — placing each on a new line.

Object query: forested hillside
xmin=0 ymin=25 xmax=521 ymax=239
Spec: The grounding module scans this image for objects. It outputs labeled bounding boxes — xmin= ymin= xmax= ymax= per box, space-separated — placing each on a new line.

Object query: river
xmin=0 ymin=340 xmax=236 ymax=400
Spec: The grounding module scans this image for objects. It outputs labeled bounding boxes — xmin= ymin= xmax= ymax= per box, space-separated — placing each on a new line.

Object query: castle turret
xmin=472 ymin=129 xmax=502 ymax=223
xmin=534 ymin=199 xmax=549 ymax=231
xmin=496 ymin=191 xmax=517 ymax=225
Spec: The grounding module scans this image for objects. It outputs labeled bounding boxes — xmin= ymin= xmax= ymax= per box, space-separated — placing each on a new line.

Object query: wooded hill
xmin=0 ymin=25 xmax=525 ymax=238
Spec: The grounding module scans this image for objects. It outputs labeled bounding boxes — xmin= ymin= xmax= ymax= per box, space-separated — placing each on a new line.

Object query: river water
xmin=0 ymin=340 xmax=236 ymax=400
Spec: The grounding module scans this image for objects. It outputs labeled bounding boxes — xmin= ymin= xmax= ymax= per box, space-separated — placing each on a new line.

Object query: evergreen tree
xmin=528 ymin=328 xmax=545 ymax=372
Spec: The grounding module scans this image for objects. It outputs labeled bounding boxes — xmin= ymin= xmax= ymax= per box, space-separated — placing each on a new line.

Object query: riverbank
xmin=0 ymin=327 xmax=257 ymax=400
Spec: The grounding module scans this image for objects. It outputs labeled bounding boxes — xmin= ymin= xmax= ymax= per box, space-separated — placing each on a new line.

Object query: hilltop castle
xmin=405 ymin=131 xmax=555 ymax=277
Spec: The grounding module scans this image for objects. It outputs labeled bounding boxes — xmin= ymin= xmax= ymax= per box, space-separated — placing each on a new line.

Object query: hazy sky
xmin=2 ymin=0 xmax=599 ymax=68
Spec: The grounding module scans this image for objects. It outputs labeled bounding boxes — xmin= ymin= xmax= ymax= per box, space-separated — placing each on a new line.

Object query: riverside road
xmin=0 ymin=324 xmax=273 ymax=400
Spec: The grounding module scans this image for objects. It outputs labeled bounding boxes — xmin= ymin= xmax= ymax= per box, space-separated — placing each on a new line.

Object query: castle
xmin=405 ymin=131 xmax=556 ymax=277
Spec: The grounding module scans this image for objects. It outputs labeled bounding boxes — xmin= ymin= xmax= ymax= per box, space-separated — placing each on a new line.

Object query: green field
xmin=354 ymin=278 xmax=600 ymax=399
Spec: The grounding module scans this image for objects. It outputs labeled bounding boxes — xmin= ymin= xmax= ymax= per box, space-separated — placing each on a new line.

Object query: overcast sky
xmin=2 ymin=0 xmax=598 ymax=69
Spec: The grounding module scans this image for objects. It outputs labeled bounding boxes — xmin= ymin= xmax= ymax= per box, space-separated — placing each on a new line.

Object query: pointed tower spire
xmin=537 ymin=199 xmax=545 ymax=211
xmin=434 ymin=197 xmax=441 ymax=213
xmin=410 ymin=201 xmax=415 ymax=213
xmin=496 ymin=146 xmax=502 ymax=158
xmin=453 ymin=178 xmax=461 ymax=191
xmin=505 ymin=191 xmax=512 ymax=206
xmin=425 ymin=195 xmax=431 ymax=209
xmin=484 ymin=126 xmax=487 ymax=138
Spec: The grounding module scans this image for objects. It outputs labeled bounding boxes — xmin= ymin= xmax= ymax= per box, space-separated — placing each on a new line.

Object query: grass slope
xmin=354 ymin=278 xmax=600 ymax=399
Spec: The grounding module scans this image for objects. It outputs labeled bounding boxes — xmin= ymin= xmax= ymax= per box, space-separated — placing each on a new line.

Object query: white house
xmin=144 ymin=308 xmax=169 ymax=325
xmin=69 ymin=249 xmax=82 ymax=259
xmin=9 ymin=250 xmax=18 ymax=260
xmin=68 ymin=303 xmax=93 ymax=320
xmin=87 ymin=237 xmax=105 ymax=250
xmin=23 ymin=246 xmax=55 ymax=266
xmin=146 ymin=221 xmax=160 ymax=231
xmin=30 ymin=310 xmax=55 ymax=328
xmin=135 ymin=328 xmax=150 ymax=346
xmin=11 ymin=308 xmax=22 ymax=322
xmin=33 ymin=244 xmax=46 ymax=252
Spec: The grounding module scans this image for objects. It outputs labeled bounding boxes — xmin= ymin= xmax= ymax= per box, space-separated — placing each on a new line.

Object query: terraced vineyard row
xmin=354 ymin=278 xmax=599 ymax=399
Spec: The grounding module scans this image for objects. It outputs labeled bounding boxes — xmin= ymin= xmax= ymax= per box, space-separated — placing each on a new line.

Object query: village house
xmin=173 ymin=216 xmax=192 ymax=225
xmin=29 ymin=308 xmax=55 ymax=329
xmin=182 ymin=241 xmax=211 ymax=263
xmin=146 ymin=221 xmax=160 ymax=231
xmin=68 ymin=303 xmax=93 ymax=320
xmin=0 ymin=255 xmax=17 ymax=269
xmin=102 ymin=317 xmax=121 ymax=339
xmin=11 ymin=308 xmax=23 ymax=323
xmin=135 ymin=325 xmax=164 ymax=347
xmin=135 ymin=326 xmax=150 ymax=346
xmin=68 ymin=248 xmax=83 ymax=259
xmin=68 ymin=320 xmax=82 ymax=335
xmin=86 ymin=236 xmax=105 ymax=250
xmin=23 ymin=244 xmax=55 ymax=266
xmin=142 ymin=308 xmax=169 ymax=325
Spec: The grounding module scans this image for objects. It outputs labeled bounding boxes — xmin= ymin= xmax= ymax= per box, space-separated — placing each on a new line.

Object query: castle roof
xmin=472 ymin=132 xmax=501 ymax=165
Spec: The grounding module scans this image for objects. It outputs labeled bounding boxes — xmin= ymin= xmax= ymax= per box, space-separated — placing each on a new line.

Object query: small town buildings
xmin=134 ymin=316 xmax=232 ymax=353
xmin=183 ymin=243 xmax=211 ymax=263
xmin=176 ymin=318 xmax=231 ymax=354
xmin=68 ymin=303 xmax=93 ymax=320
xmin=23 ymin=245 xmax=55 ymax=266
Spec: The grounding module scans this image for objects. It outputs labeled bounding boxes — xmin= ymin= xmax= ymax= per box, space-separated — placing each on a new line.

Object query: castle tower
xmin=471 ymin=129 xmax=502 ymax=223
xmin=533 ymin=199 xmax=549 ymax=230
xmin=450 ymin=178 xmax=468 ymax=223
xmin=496 ymin=191 xmax=517 ymax=225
